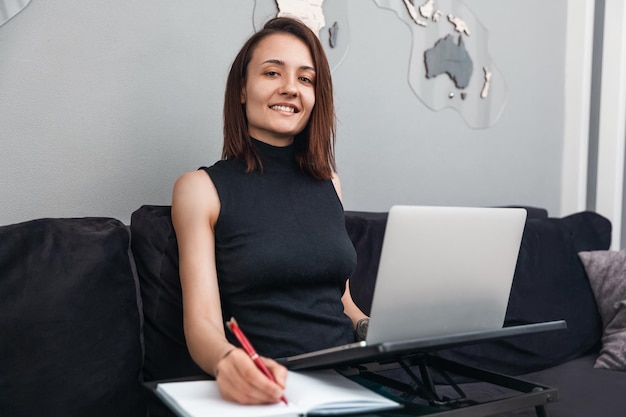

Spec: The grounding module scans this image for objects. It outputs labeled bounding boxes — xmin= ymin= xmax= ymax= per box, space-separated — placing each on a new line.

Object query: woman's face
xmin=241 ymin=33 xmax=316 ymax=146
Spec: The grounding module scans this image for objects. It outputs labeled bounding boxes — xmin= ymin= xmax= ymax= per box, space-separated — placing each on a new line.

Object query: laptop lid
xmin=365 ymin=205 xmax=527 ymax=344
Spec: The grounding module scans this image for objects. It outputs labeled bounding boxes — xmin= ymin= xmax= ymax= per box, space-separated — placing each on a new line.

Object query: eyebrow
xmin=262 ymin=59 xmax=316 ymax=72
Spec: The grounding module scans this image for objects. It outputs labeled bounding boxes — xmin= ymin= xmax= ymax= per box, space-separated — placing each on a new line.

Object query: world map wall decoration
xmin=375 ymin=0 xmax=507 ymax=128
xmin=253 ymin=0 xmax=506 ymax=128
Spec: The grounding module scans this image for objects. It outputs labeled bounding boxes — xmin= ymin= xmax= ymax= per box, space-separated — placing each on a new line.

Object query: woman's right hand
xmin=215 ymin=348 xmax=288 ymax=404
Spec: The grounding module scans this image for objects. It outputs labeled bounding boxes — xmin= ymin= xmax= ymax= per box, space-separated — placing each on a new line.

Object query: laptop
xmin=279 ymin=205 xmax=566 ymax=370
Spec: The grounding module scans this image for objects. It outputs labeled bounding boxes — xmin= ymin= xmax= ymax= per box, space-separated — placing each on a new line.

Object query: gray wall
xmin=0 ymin=0 xmax=568 ymax=225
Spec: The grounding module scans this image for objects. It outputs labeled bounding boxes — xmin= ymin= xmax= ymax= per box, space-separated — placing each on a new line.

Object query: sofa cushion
xmin=437 ymin=353 xmax=626 ymax=417
xmin=0 ymin=217 xmax=145 ymax=417
xmin=130 ymin=205 xmax=204 ymax=381
xmin=578 ymin=249 xmax=626 ymax=370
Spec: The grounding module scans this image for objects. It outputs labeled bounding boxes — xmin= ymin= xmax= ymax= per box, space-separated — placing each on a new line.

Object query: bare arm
xmin=342 ymin=279 xmax=368 ymax=325
xmin=172 ymin=170 xmax=287 ymax=404
xmin=331 ymin=173 xmax=369 ymax=326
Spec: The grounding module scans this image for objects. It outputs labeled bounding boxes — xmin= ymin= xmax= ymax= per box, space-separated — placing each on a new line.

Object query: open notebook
xmin=281 ymin=205 xmax=567 ymax=370
xmin=155 ymin=370 xmax=402 ymax=417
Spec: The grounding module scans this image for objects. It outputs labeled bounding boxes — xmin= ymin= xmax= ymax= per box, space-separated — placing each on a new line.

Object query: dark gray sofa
xmin=1 ymin=205 xmax=624 ymax=416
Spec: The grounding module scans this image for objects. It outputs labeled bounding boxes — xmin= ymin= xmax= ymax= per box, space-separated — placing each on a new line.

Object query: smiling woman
xmin=0 ymin=0 xmax=31 ymax=28
xmin=170 ymin=16 xmax=368 ymax=406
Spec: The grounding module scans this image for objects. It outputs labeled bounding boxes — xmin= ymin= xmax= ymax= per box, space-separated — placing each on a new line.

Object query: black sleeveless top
xmin=202 ymin=139 xmax=357 ymax=358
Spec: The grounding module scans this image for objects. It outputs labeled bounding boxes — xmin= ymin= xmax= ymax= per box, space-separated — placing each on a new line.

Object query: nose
xmin=279 ymin=76 xmax=298 ymax=96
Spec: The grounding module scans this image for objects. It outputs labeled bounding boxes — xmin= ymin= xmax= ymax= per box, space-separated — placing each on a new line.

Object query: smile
xmin=270 ymin=105 xmax=298 ymax=113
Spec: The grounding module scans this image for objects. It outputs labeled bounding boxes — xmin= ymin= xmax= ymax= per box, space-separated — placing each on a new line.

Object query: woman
xmin=171 ymin=17 xmax=368 ymax=405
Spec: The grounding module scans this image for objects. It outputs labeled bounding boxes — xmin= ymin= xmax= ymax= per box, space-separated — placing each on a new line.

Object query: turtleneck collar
xmin=252 ymin=138 xmax=297 ymax=171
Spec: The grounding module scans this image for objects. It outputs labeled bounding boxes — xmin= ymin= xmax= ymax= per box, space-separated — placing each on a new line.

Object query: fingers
xmin=216 ymin=348 xmax=287 ymax=404
xmin=262 ymin=357 xmax=288 ymax=389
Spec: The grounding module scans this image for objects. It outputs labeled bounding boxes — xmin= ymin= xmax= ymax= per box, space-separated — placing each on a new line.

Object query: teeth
xmin=271 ymin=105 xmax=295 ymax=113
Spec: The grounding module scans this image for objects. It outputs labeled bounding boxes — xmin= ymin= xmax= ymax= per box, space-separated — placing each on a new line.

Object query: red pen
xmin=226 ymin=317 xmax=288 ymax=405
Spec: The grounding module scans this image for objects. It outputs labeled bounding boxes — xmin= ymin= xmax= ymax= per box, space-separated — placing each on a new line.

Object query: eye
xmin=299 ymin=75 xmax=314 ymax=84
xmin=265 ymin=71 xmax=279 ymax=77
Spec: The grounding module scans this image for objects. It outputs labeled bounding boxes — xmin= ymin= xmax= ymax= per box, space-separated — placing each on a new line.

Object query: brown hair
xmin=222 ymin=17 xmax=336 ymax=180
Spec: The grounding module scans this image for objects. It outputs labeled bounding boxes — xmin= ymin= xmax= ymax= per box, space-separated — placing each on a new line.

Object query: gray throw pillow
xmin=578 ymin=250 xmax=626 ymax=370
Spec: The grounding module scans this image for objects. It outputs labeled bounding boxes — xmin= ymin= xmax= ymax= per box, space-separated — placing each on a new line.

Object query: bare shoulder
xmin=172 ymin=170 xmax=220 ymax=227
xmin=173 ymin=170 xmax=212 ymax=192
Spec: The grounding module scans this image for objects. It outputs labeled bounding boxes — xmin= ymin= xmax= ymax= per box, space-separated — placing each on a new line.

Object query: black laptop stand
xmin=337 ymin=352 xmax=558 ymax=417
xmin=147 ymin=321 xmax=566 ymax=417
